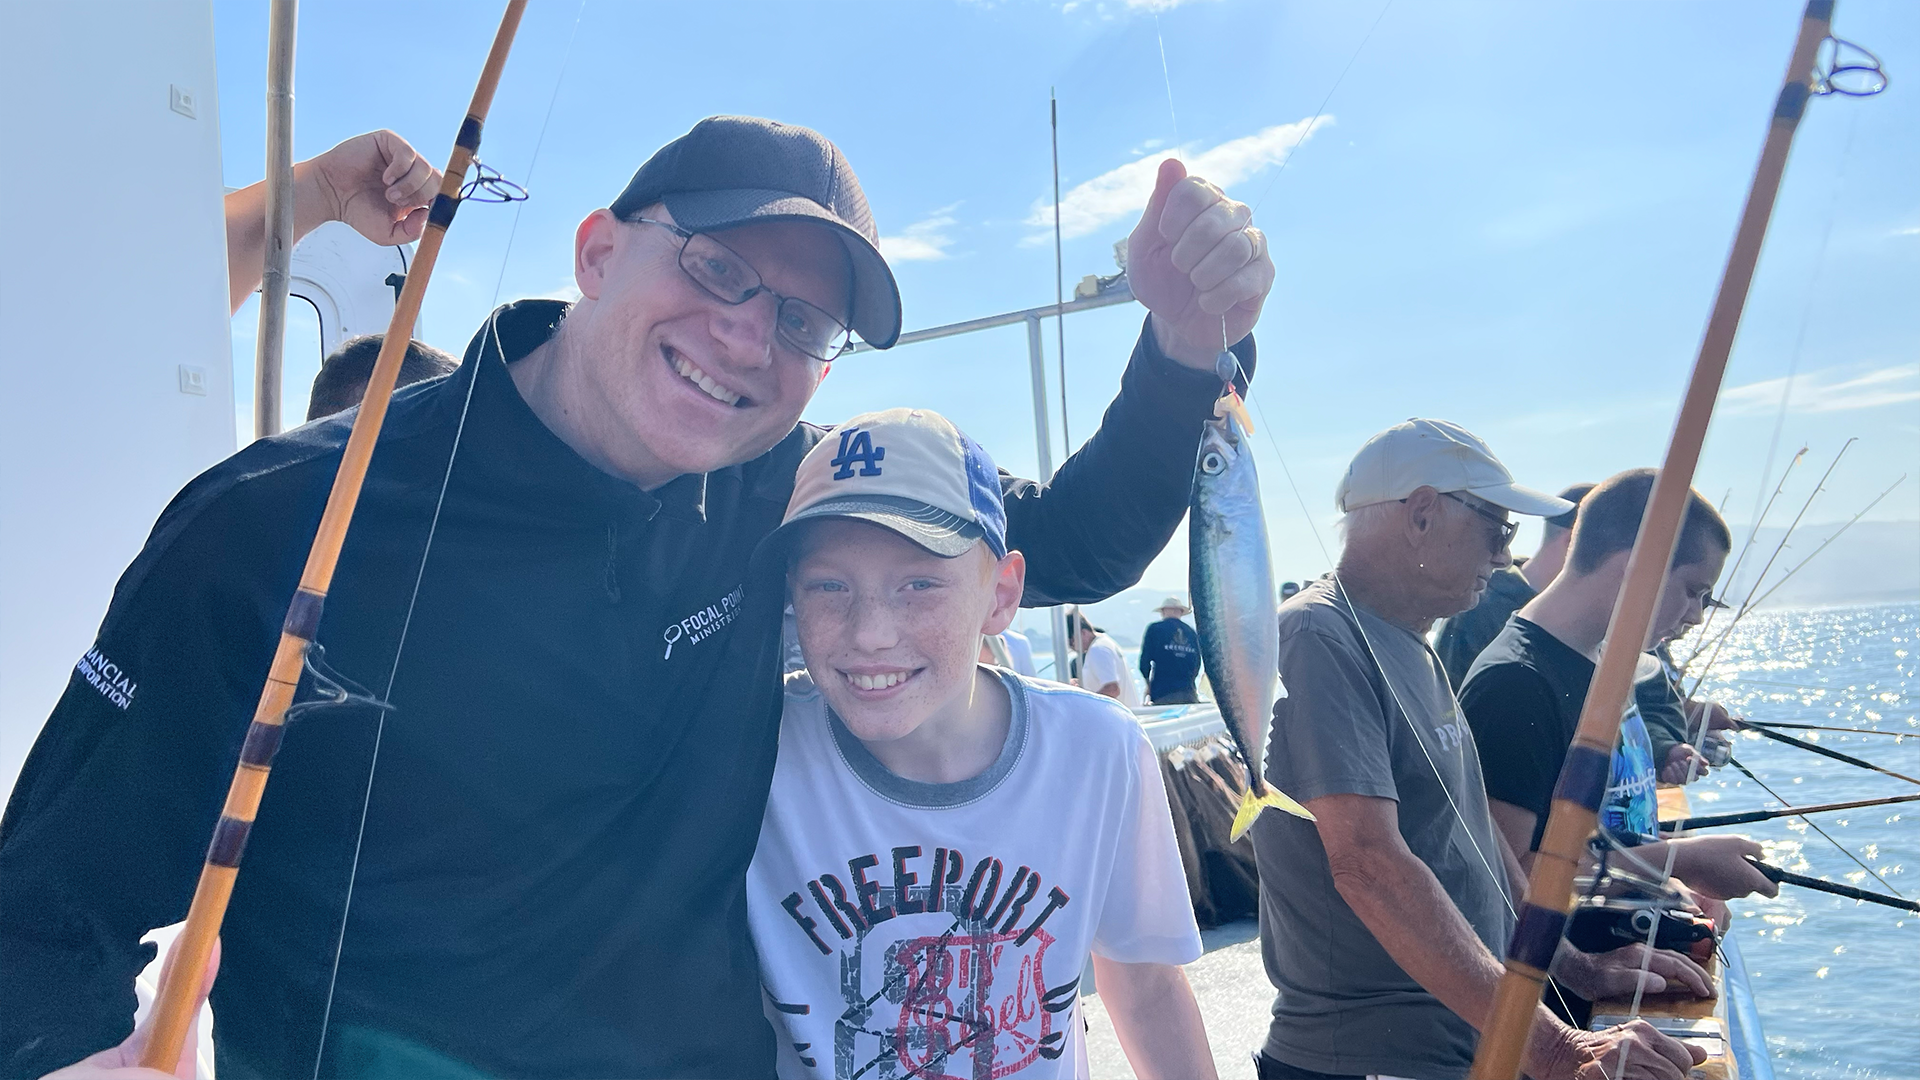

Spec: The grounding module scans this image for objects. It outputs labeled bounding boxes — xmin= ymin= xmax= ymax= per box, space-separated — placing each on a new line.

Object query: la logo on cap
xmin=830 ymin=428 xmax=886 ymax=480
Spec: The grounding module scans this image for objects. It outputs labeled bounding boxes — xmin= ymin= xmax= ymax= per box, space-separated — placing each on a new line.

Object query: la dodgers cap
xmin=609 ymin=115 xmax=903 ymax=349
xmin=1335 ymin=418 xmax=1573 ymax=517
xmin=772 ymin=408 xmax=1008 ymax=559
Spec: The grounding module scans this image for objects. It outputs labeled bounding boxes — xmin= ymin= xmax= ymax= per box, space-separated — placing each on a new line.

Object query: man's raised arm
xmin=1002 ymin=160 xmax=1274 ymax=606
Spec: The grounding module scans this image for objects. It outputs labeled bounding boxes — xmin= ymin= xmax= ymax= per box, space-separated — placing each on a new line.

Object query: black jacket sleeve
xmin=1002 ymin=315 xmax=1253 ymax=607
xmin=0 ymin=480 xmax=287 ymax=1078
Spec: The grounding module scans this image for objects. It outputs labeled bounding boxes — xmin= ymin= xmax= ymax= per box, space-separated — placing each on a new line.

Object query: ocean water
xmin=1683 ymin=601 xmax=1918 ymax=1078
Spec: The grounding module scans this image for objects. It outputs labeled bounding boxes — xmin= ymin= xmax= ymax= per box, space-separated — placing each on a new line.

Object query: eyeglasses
xmin=1441 ymin=491 xmax=1519 ymax=550
xmin=632 ymin=218 xmax=852 ymax=362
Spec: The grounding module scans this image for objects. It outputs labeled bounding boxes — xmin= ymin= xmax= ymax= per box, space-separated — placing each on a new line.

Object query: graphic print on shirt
xmin=74 ymin=645 xmax=137 ymax=710
xmin=775 ymin=845 xmax=1076 ymax=1080
xmin=1602 ymin=705 xmax=1660 ymax=842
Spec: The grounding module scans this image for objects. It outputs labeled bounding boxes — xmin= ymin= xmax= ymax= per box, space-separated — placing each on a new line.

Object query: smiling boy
xmin=748 ymin=408 xmax=1213 ymax=1080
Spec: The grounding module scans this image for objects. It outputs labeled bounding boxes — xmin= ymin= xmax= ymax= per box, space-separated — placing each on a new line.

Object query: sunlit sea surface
xmin=1682 ymin=601 xmax=1918 ymax=1079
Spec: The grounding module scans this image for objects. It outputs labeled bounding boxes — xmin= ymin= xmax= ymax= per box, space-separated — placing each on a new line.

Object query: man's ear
xmin=982 ymin=550 xmax=1027 ymax=636
xmin=1402 ymin=486 xmax=1442 ymax=540
xmin=574 ymin=208 xmax=623 ymax=302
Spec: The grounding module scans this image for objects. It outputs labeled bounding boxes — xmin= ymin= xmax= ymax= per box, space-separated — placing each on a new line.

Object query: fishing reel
xmin=1567 ymin=898 xmax=1717 ymax=960
xmin=1571 ymin=857 xmax=1719 ymax=963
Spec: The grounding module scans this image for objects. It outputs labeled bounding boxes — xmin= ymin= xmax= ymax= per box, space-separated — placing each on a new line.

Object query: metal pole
xmin=254 ymin=0 xmax=297 ymax=440
xmin=1026 ymin=313 xmax=1072 ymax=681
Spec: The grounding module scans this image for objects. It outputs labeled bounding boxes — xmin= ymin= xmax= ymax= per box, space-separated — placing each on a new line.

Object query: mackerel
xmin=1189 ymin=400 xmax=1312 ymax=840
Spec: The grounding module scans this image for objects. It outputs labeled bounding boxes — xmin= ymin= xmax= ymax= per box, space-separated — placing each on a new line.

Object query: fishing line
xmin=1250 ymin=0 xmax=1393 ymax=215
xmin=1744 ymin=110 xmax=1861 ymax=566
xmin=312 ymin=3 xmax=588 ymax=1072
xmin=1153 ymin=14 xmax=1181 ymax=156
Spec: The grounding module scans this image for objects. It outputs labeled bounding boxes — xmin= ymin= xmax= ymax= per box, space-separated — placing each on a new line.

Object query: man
xmin=1458 ymin=469 xmax=1778 ymax=901
xmin=1139 ymin=594 xmax=1203 ymax=704
xmin=997 ymin=626 xmax=1039 ymax=677
xmin=1434 ymin=483 xmax=1593 ymax=688
xmin=306 ymin=335 xmax=460 ymax=421
xmin=1254 ymin=420 xmax=1709 ymax=1080
xmin=1068 ymin=608 xmax=1140 ymax=707
xmin=2 ymin=117 xmax=1273 ymax=1078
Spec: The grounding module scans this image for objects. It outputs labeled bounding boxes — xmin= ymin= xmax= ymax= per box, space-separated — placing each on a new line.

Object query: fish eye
xmin=1201 ymin=451 xmax=1227 ymax=474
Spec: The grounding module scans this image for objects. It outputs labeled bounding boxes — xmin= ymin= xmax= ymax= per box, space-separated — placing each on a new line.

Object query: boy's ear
xmin=981 ymin=550 xmax=1026 ymax=636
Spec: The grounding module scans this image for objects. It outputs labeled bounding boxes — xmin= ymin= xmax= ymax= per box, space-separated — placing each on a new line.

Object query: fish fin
xmin=1229 ymin=785 xmax=1317 ymax=841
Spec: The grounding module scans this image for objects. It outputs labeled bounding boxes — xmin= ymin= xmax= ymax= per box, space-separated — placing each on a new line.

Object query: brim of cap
xmin=1465 ymin=482 xmax=1576 ymax=518
xmin=775 ymin=495 xmax=986 ymax=559
xmin=662 ymin=189 xmax=902 ymax=349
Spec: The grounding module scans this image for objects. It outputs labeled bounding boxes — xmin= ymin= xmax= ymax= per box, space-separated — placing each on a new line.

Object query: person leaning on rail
xmin=1251 ymin=419 xmax=1711 ymax=1080
xmin=1458 ymin=469 xmax=1781 ymax=904
xmin=1 ymin=116 xmax=1276 ymax=1079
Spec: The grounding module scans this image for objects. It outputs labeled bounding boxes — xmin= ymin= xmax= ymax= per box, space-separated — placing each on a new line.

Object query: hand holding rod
xmin=136 ymin=3 xmax=528 ymax=1068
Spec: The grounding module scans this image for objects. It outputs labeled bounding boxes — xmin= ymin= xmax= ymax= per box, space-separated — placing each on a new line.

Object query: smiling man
xmin=1 ymin=116 xmax=1272 ymax=1079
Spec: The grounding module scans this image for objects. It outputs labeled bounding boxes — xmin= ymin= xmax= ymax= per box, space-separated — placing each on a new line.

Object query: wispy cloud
xmin=1895 ymin=226 xmax=1920 ymax=237
xmin=880 ymin=205 xmax=961 ymax=262
xmin=1024 ymin=116 xmax=1333 ymax=243
xmin=1722 ymin=364 xmax=1920 ymax=415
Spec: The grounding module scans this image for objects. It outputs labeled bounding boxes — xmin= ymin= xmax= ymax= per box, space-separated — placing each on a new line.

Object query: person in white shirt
xmin=998 ymin=627 xmax=1039 ymax=678
xmin=748 ymin=407 xmax=1211 ymax=1080
xmin=1067 ymin=610 xmax=1141 ymax=707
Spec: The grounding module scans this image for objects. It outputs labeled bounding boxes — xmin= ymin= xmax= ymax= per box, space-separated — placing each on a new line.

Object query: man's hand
xmin=1529 ymin=1017 xmax=1708 ymax=1080
xmin=1659 ymin=743 xmax=1711 ymax=784
xmin=41 ymin=939 xmax=219 ymax=1080
xmin=1127 ymin=158 xmax=1275 ymax=369
xmin=1555 ymin=942 xmax=1713 ymax=1002
xmin=1670 ymin=835 xmax=1780 ymax=900
xmin=302 ymin=129 xmax=441 ymax=246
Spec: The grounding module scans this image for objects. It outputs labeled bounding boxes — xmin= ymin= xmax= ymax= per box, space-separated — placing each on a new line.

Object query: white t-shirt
xmin=1079 ymin=632 xmax=1140 ymax=707
xmin=999 ymin=628 xmax=1039 ymax=678
xmin=749 ymin=668 xmax=1201 ymax=1080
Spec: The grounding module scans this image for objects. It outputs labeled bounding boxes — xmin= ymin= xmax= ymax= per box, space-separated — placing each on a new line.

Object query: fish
xmin=1189 ymin=395 xmax=1314 ymax=840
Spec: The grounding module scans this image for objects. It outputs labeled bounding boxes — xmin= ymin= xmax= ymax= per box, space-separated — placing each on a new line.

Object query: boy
xmin=748 ymin=408 xmax=1213 ymax=1080
xmin=1459 ymin=468 xmax=1777 ymax=901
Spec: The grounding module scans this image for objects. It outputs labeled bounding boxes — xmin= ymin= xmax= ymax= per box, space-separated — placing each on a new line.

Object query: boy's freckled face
xmin=789 ymin=519 xmax=1000 ymax=744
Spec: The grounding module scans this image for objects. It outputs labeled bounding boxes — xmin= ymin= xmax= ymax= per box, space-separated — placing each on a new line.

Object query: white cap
xmin=772 ymin=408 xmax=1007 ymax=558
xmin=1335 ymin=418 xmax=1572 ymax=517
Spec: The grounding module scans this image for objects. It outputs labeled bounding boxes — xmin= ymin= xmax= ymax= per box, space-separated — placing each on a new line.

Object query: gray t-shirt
xmin=1254 ymin=578 xmax=1515 ymax=1079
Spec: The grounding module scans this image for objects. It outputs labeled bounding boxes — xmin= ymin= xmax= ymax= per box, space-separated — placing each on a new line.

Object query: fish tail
xmin=1229 ymin=784 xmax=1317 ymax=842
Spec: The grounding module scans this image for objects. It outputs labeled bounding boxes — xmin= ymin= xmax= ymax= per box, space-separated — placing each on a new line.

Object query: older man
xmin=2 ymin=117 xmax=1272 ymax=1079
xmin=1252 ymin=420 xmax=1708 ymax=1080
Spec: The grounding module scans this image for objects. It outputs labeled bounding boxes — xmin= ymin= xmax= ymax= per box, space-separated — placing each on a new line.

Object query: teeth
xmin=670 ymin=351 xmax=741 ymax=406
xmin=849 ymin=671 xmax=909 ymax=691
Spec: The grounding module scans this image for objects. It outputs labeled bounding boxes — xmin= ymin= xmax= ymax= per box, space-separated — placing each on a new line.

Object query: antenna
xmin=1051 ymin=89 xmax=1070 ymax=454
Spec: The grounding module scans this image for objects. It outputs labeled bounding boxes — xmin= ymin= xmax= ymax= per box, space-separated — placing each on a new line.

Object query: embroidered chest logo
xmin=830 ymin=428 xmax=885 ymax=480
xmin=661 ymin=584 xmax=745 ymax=660
xmin=75 ymin=646 xmax=137 ymax=710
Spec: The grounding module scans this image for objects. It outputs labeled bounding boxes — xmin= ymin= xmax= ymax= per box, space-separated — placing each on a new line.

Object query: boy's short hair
xmin=307 ymin=334 xmax=458 ymax=421
xmin=1566 ymin=468 xmax=1730 ymax=575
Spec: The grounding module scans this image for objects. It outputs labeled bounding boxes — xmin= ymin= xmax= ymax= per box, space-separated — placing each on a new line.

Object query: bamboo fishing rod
xmin=1469 ymin=4 xmax=1834 ymax=1076
xmin=1661 ymin=791 xmax=1920 ymax=831
xmin=137 ymin=3 xmax=528 ymax=1069
xmin=1747 ymin=857 xmax=1920 ymax=912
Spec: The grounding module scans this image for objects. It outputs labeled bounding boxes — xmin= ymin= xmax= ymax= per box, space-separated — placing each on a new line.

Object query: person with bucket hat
xmin=4 ymin=117 xmax=1275 ymax=1079
xmin=1140 ymin=594 xmax=1203 ymax=704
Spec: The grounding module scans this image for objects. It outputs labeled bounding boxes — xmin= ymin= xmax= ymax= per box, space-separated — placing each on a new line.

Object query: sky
xmin=217 ymin=0 xmax=1920 ymax=610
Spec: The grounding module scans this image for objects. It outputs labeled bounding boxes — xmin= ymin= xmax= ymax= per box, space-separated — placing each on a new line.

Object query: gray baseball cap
xmin=610 ymin=115 xmax=902 ymax=349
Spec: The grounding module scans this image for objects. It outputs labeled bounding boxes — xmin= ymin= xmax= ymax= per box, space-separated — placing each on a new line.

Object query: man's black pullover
xmin=0 ymin=300 xmax=1253 ymax=1079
